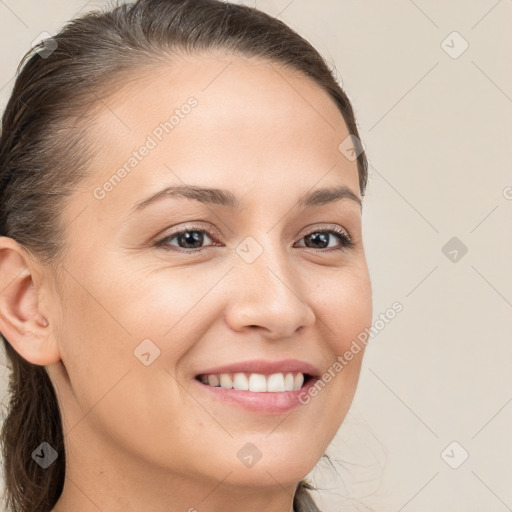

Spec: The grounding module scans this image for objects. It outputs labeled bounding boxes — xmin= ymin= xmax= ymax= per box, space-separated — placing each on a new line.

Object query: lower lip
xmin=193 ymin=377 xmax=318 ymax=414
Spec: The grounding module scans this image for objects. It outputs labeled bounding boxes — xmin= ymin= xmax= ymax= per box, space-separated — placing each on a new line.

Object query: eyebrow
xmin=131 ymin=183 xmax=362 ymax=213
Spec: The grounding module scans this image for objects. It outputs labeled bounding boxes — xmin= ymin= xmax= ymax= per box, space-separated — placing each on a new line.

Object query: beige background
xmin=1 ymin=1 xmax=511 ymax=511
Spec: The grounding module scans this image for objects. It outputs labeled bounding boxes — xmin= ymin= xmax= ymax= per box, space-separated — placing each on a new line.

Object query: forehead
xmin=73 ymin=53 xmax=359 ymax=220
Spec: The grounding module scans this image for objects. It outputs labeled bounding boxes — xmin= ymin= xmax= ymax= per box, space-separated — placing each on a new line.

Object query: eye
xmin=155 ymin=225 xmax=219 ymax=252
xmin=155 ymin=224 xmax=354 ymax=252
xmin=295 ymin=226 xmax=354 ymax=251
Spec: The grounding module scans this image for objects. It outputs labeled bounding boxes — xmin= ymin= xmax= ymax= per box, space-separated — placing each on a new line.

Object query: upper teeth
xmin=199 ymin=372 xmax=305 ymax=392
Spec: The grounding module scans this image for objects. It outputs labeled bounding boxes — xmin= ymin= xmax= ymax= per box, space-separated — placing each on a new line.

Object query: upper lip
xmin=195 ymin=359 xmax=321 ymax=378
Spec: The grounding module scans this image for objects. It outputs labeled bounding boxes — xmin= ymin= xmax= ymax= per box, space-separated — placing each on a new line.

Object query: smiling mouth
xmin=195 ymin=371 xmax=314 ymax=393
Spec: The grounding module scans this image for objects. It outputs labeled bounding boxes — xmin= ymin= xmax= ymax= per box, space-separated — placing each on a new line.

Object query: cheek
xmin=314 ymin=266 xmax=373 ymax=350
xmin=309 ymin=269 xmax=372 ymax=408
xmin=53 ymin=273 xmax=200 ymax=468
xmin=55 ymin=283 xmax=133 ymax=408
xmin=55 ymin=262 xmax=220 ymax=421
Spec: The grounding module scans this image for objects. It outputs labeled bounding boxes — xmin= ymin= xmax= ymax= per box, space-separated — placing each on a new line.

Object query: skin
xmin=0 ymin=52 xmax=372 ymax=512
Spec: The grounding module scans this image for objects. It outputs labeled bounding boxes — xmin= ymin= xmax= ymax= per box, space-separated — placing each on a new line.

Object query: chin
xmin=207 ymin=439 xmax=320 ymax=488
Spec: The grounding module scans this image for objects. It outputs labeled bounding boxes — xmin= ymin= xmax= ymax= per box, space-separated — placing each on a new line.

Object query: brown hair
xmin=0 ymin=1 xmax=369 ymax=510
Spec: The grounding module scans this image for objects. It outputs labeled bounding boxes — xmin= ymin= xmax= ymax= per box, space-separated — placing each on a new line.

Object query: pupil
xmin=180 ymin=231 xmax=203 ymax=248
xmin=306 ymin=232 xmax=328 ymax=248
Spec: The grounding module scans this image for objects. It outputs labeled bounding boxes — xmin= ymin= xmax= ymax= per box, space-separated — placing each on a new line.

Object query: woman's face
xmin=46 ymin=53 xmax=372 ymax=494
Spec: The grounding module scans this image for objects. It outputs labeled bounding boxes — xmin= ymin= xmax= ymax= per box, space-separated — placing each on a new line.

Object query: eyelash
xmin=155 ymin=224 xmax=354 ymax=253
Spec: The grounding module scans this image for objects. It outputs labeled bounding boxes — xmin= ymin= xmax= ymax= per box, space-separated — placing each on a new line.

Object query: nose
xmin=223 ymin=243 xmax=316 ymax=340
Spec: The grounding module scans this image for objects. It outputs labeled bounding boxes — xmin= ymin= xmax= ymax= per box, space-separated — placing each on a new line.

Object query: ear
xmin=0 ymin=236 xmax=60 ymax=366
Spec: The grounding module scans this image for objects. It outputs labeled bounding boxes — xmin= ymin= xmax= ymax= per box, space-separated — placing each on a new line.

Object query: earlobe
xmin=0 ymin=236 xmax=60 ymax=366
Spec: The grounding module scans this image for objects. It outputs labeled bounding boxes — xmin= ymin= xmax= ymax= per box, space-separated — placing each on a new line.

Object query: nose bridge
xmin=225 ymin=232 xmax=315 ymax=336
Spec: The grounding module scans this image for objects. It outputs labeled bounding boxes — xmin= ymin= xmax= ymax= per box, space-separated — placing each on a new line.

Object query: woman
xmin=0 ymin=1 xmax=372 ymax=511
